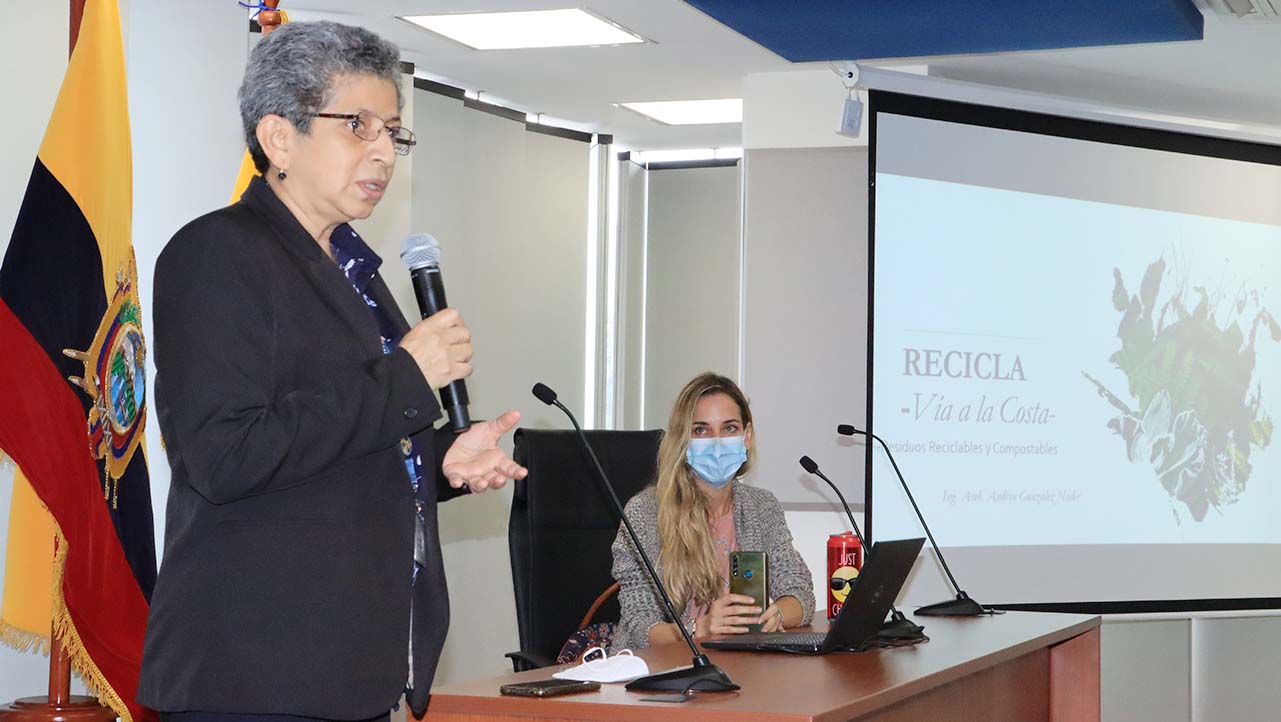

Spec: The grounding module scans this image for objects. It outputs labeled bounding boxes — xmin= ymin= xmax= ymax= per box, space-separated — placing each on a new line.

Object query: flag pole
xmin=47 ymin=634 xmax=70 ymax=706
xmin=69 ymin=0 xmax=86 ymax=56
xmin=0 ymin=622 xmax=115 ymax=721
xmin=0 ymin=3 xmax=127 ymax=719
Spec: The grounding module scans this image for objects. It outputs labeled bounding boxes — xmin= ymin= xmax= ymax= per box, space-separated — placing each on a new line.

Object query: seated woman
xmin=610 ymin=372 xmax=815 ymax=650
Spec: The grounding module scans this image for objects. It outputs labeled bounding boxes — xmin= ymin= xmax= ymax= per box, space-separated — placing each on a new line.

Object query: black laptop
xmin=702 ymin=537 xmax=925 ymax=654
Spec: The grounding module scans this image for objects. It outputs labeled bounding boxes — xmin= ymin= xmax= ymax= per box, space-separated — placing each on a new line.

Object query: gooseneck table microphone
xmin=838 ymin=425 xmax=989 ymax=616
xmin=532 ymin=382 xmax=739 ymax=692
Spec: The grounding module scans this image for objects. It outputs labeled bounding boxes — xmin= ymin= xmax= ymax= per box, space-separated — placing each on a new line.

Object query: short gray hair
xmin=238 ymin=21 xmax=402 ymax=173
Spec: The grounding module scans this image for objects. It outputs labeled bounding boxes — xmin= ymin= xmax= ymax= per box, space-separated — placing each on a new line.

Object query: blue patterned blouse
xmin=330 ymin=224 xmax=426 ymax=582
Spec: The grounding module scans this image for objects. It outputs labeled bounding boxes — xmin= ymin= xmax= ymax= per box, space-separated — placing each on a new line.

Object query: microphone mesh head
xmin=400 ymin=233 xmax=441 ymax=270
xmin=531 ymin=383 xmax=558 ymax=405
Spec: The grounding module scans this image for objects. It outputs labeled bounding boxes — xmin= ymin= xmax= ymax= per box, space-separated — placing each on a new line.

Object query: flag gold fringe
xmin=0 ymin=494 xmax=128 ymax=720
xmin=0 ymin=617 xmax=50 ymax=655
xmin=49 ymin=524 xmax=132 ymax=722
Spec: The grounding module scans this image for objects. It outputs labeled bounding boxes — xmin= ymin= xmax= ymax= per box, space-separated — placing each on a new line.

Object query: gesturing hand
xmin=399 ymin=308 xmax=472 ymax=390
xmin=441 ymin=409 xmax=529 ymax=492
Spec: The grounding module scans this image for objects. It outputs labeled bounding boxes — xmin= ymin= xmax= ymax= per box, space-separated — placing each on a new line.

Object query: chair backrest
xmin=509 ymin=428 xmax=662 ymax=665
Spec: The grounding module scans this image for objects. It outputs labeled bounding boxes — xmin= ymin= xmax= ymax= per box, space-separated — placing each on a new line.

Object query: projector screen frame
xmin=864 ymin=89 xmax=1281 ymax=614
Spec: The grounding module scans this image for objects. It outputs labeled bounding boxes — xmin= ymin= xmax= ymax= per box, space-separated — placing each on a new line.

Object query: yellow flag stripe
xmin=37 ymin=0 xmax=132 ymax=295
xmin=231 ymin=152 xmax=259 ymax=204
xmin=1 ymin=466 xmax=55 ymax=642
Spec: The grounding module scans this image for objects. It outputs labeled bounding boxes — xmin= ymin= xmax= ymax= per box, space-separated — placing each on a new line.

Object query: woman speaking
xmin=137 ymin=21 xmax=525 ymax=722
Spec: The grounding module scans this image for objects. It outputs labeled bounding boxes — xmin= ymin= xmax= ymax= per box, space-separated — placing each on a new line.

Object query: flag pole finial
xmin=242 ymin=0 xmax=284 ymax=35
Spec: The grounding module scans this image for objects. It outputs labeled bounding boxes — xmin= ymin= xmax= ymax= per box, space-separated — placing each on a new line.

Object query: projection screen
xmin=868 ymin=90 xmax=1281 ymax=611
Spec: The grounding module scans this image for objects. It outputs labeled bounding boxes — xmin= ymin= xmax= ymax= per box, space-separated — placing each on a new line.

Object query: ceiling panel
xmin=683 ymin=0 xmax=1204 ymax=62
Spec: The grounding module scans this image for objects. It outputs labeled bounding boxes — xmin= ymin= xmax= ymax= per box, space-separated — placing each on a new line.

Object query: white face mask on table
xmin=552 ymin=647 xmax=650 ymax=683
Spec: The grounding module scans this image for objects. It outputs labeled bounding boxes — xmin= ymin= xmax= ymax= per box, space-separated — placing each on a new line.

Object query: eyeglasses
xmin=309 ymin=111 xmax=416 ymax=156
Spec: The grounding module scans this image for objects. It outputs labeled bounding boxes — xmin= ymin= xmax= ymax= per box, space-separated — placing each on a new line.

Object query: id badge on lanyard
xmin=414 ymin=514 xmax=428 ymax=568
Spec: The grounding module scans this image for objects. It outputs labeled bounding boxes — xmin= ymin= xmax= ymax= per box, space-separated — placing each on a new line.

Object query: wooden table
xmin=422 ymin=611 xmax=1100 ymax=722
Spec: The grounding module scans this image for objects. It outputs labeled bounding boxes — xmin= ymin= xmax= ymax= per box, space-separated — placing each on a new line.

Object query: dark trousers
xmin=163 ymin=712 xmax=392 ymax=722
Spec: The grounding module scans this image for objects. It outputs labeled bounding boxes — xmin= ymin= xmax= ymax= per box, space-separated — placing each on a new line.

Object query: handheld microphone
xmin=531 ymin=382 xmax=739 ymax=693
xmin=837 ymin=425 xmax=987 ymax=616
xmin=400 ymin=233 xmax=470 ymax=433
xmin=798 ymin=456 xmax=924 ymax=639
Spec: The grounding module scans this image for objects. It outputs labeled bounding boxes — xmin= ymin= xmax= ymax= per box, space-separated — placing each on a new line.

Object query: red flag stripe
xmin=0 ymin=298 xmax=152 ymax=722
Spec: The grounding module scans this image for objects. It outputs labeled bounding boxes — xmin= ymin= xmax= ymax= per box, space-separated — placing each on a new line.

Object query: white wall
xmin=0 ymin=0 xmax=72 ymax=702
xmin=740 ymin=147 xmax=869 ymax=510
xmin=0 ymin=2 xmax=68 ymax=251
xmin=409 ymin=88 xmax=591 ymax=684
xmin=641 ymin=164 xmax=741 ymax=429
xmin=1103 ymin=618 xmax=1190 ymax=720
xmin=616 ymin=160 xmax=647 ymax=430
xmin=742 ymin=69 xmax=869 ymax=150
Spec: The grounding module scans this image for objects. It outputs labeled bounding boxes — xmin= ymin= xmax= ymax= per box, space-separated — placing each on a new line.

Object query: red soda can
xmin=827 ymin=532 xmax=863 ymax=619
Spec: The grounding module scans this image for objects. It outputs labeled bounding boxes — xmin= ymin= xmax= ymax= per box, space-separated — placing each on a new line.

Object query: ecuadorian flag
xmin=0 ymin=1 xmax=156 ymax=720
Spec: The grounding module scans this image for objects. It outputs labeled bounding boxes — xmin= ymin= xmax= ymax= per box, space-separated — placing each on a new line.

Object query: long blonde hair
xmin=656 ymin=372 xmax=756 ymax=610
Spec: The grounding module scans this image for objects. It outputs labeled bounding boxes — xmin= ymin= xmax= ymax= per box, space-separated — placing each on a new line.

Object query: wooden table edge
xmin=423 ymin=614 xmax=1102 ymax=722
xmin=813 ymin=614 xmax=1102 ymax=722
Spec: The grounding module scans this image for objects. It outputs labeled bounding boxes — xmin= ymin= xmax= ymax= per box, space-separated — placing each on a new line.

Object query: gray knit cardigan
xmin=609 ymin=481 xmax=816 ymax=651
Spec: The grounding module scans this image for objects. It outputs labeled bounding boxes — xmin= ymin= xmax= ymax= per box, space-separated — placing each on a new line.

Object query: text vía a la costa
xmin=910 ymin=392 xmax=1054 ymax=424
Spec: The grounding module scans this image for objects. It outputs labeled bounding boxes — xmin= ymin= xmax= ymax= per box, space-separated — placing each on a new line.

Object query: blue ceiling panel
xmin=684 ymin=1 xmax=1204 ymax=62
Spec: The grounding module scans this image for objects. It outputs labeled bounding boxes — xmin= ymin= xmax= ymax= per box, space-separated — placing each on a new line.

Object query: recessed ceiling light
xmin=618 ymin=99 xmax=743 ymax=126
xmin=401 ymin=9 xmax=646 ymax=50
xmin=630 ymin=147 xmax=744 ymax=164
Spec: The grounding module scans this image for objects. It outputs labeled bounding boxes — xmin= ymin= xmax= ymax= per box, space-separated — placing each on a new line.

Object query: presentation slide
xmin=873 ymin=174 xmax=1280 ymax=547
xmin=869 ymin=97 xmax=1281 ymax=606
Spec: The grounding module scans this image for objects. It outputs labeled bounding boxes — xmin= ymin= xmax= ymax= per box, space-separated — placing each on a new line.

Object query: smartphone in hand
xmin=730 ymin=551 xmax=769 ymax=633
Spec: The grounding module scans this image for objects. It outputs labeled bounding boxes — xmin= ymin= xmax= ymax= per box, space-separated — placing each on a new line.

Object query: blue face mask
xmin=686 ymin=436 xmax=748 ymax=488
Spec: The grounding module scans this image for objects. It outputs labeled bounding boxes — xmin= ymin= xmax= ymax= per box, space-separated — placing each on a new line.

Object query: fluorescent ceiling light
xmin=630 ymin=148 xmax=743 ymax=164
xmin=619 ymin=99 xmax=742 ymax=125
xmin=401 ymin=9 xmax=645 ymax=50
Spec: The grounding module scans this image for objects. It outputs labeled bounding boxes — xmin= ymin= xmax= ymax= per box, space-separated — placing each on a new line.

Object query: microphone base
xmin=624 ymin=655 xmax=739 ymax=692
xmin=915 ymin=593 xmax=987 ymax=617
xmin=878 ymin=614 xmax=926 ymax=640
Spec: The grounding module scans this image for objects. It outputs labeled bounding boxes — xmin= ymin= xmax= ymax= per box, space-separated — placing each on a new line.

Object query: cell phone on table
xmin=730 ymin=550 xmax=770 ymax=633
xmin=498 ymin=679 xmax=601 ymax=697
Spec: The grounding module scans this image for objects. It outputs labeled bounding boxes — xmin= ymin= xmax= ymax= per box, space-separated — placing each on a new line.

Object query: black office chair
xmin=506 ymin=428 xmax=661 ymax=671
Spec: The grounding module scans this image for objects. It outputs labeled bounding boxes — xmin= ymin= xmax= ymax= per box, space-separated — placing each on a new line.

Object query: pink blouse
xmin=687 ymin=510 xmax=739 ymax=624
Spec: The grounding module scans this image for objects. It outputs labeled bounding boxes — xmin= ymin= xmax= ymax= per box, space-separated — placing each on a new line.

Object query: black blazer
xmin=137 ymin=177 xmax=461 ymax=719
